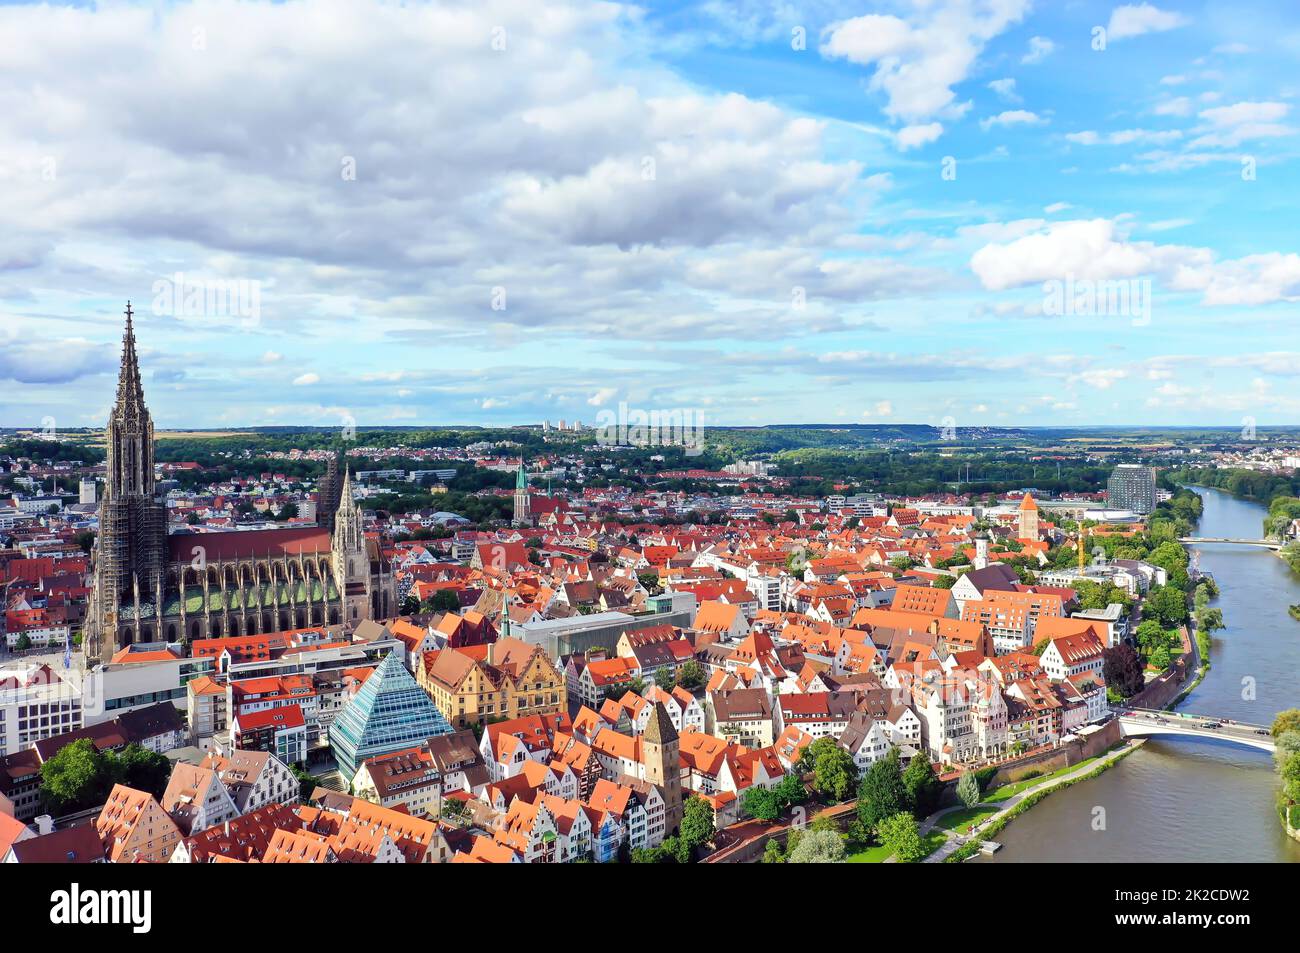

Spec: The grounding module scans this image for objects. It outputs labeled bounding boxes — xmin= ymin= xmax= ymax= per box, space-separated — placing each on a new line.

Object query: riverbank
xmin=982 ymin=487 xmax=1300 ymax=862
xmin=923 ymin=741 xmax=1143 ymax=863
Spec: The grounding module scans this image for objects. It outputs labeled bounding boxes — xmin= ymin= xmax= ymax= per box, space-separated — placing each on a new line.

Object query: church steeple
xmin=333 ymin=465 xmax=364 ymax=551
xmin=513 ymin=458 xmax=531 ymax=526
xmin=106 ymin=301 xmax=155 ymax=498
xmin=114 ymin=301 xmax=147 ymax=418
xmin=91 ymin=302 xmax=168 ymax=664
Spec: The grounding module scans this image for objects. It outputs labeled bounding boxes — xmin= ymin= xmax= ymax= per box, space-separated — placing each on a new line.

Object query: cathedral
xmin=87 ymin=305 xmax=396 ymax=665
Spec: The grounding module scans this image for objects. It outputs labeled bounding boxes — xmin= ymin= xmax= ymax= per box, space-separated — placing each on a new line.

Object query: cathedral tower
xmin=89 ymin=303 xmax=170 ymax=663
xmin=332 ymin=467 xmax=371 ymax=628
xmin=317 ymin=453 xmax=343 ymax=530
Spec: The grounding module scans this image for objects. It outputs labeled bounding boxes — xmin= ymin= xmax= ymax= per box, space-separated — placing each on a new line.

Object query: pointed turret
xmin=114 ymin=302 xmax=147 ymax=418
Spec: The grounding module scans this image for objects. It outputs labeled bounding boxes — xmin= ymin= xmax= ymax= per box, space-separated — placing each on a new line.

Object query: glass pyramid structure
xmin=329 ymin=649 xmax=453 ymax=782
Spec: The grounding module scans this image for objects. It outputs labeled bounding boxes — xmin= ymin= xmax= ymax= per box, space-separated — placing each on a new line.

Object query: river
xmin=980 ymin=487 xmax=1300 ymax=863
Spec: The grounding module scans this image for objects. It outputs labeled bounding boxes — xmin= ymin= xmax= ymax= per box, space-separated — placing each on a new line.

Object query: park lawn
xmin=845 ymin=830 xmax=948 ymax=863
xmin=937 ymin=806 xmax=1001 ymax=833
xmin=981 ymin=756 xmax=1100 ymax=803
xmin=845 ymin=843 xmax=893 ymax=863
xmin=917 ymin=830 xmax=948 ymax=860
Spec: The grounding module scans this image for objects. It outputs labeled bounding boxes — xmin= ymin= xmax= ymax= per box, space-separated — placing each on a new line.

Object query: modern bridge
xmin=1178 ymin=536 xmax=1283 ymax=550
xmin=1116 ymin=708 xmax=1276 ymax=752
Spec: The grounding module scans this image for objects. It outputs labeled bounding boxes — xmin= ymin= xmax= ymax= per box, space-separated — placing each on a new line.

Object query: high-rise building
xmin=1107 ymin=464 xmax=1157 ymax=515
xmin=328 ymin=650 xmax=453 ymax=783
xmin=79 ymin=479 xmax=97 ymax=505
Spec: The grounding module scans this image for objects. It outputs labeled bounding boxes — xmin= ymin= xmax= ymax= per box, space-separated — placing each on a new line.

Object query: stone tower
xmin=512 ymin=459 xmax=531 ymax=526
xmin=88 ymin=303 xmax=170 ymax=663
xmin=1018 ymin=492 xmax=1040 ymax=541
xmin=332 ymin=467 xmax=371 ymax=629
xmin=643 ymin=701 xmax=682 ymax=834
xmin=317 ymin=453 xmax=344 ymax=530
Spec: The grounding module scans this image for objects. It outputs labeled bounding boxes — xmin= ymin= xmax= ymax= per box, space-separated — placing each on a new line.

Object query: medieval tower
xmin=1018 ymin=492 xmax=1040 ymax=541
xmin=643 ymin=701 xmax=683 ymax=834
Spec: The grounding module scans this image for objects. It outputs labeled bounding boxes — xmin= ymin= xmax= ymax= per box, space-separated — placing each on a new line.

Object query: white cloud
xmin=1066 ymin=128 xmax=1182 ymax=145
xmin=292 ymin=372 xmax=320 ymax=386
xmin=587 ymin=387 xmax=617 ymax=406
xmin=1190 ymin=101 xmax=1292 ymax=147
xmin=980 ymin=110 xmax=1044 ymax=130
xmin=896 ymin=122 xmax=944 ymax=150
xmin=1022 ymin=35 xmax=1056 ymax=64
xmin=988 ymin=78 xmax=1020 ymax=102
xmin=821 ymin=1 xmax=1031 ymax=133
xmin=1106 ymin=4 xmax=1188 ymax=41
xmin=971 ymin=219 xmax=1156 ymax=290
xmin=971 ymin=217 xmax=1300 ymax=308
xmin=1154 ymin=97 xmax=1192 ymax=117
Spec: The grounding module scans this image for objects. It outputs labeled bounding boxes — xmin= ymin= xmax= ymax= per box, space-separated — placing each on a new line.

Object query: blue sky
xmin=2 ymin=0 xmax=1299 ymax=430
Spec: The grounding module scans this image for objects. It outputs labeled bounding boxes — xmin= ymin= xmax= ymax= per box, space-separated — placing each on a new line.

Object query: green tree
xmin=1150 ymin=644 xmax=1172 ymax=671
xmin=773 ymin=772 xmax=807 ymax=809
xmin=678 ymin=796 xmax=715 ymax=860
xmin=114 ymin=743 xmax=171 ymax=796
xmin=761 ymin=838 xmax=785 ymax=863
xmin=676 ymin=659 xmax=705 ymax=690
xmin=1145 ymin=585 xmax=1188 ymax=628
xmin=40 ymin=739 xmax=112 ymax=814
xmin=429 ymin=589 xmax=462 ymax=613
xmin=956 ymin=770 xmax=981 ymax=808
xmin=654 ymin=667 xmax=676 ymax=691
xmin=878 ymin=811 xmax=925 ymax=863
xmin=787 ymin=828 xmax=845 ymax=863
xmin=743 ymin=785 xmax=781 ymax=822
xmin=857 ymin=748 xmax=910 ymax=832
xmin=804 ymin=737 xmax=858 ymax=802
xmin=902 ymin=753 xmax=941 ymax=818
xmin=1272 ymin=709 xmax=1300 ymax=739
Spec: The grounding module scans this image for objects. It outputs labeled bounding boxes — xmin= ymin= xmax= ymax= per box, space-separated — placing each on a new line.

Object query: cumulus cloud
xmin=1189 ymin=101 xmax=1292 ymax=147
xmin=1021 ymin=35 xmax=1056 ymax=64
xmin=980 ymin=110 xmax=1044 ymax=130
xmin=1106 ymin=4 xmax=1188 ymax=41
xmin=821 ymin=0 xmax=1030 ymax=138
xmin=970 ymin=218 xmax=1300 ymax=307
xmin=896 ymin=122 xmax=944 ymax=150
xmin=987 ymin=78 xmax=1020 ymax=103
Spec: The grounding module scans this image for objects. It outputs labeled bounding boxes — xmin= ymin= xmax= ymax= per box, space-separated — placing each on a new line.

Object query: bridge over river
xmin=1116 ymin=707 xmax=1276 ymax=753
xmin=1177 ymin=536 xmax=1283 ymax=550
